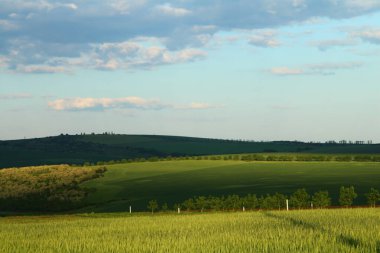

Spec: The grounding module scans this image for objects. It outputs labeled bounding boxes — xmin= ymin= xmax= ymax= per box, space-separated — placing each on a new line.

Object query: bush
xmin=312 ymin=191 xmax=331 ymax=208
xmin=290 ymin=189 xmax=310 ymax=209
xmin=365 ymin=188 xmax=380 ymax=207
xmin=339 ymin=186 xmax=357 ymax=207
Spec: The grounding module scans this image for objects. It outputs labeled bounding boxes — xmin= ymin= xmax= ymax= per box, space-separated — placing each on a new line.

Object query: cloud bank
xmin=0 ymin=0 xmax=380 ymax=73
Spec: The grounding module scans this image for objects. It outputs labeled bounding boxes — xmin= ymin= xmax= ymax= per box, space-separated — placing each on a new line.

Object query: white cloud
xmin=1 ymin=0 xmax=380 ymax=74
xmin=351 ymin=28 xmax=380 ymax=44
xmin=109 ymin=0 xmax=146 ymax=14
xmin=249 ymin=30 xmax=281 ymax=48
xmin=48 ymin=97 xmax=216 ymax=111
xmin=60 ymin=3 xmax=78 ymax=10
xmin=178 ymin=103 xmax=216 ymax=110
xmin=48 ymin=97 xmax=168 ymax=111
xmin=5 ymin=38 xmax=207 ymax=73
xmin=89 ymin=41 xmax=207 ymax=70
xmin=270 ymin=67 xmax=304 ymax=75
xmin=156 ymin=3 xmax=192 ymax=17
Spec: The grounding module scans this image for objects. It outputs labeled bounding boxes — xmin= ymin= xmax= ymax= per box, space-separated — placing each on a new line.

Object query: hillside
xmin=1 ymin=134 xmax=379 ymax=168
xmin=81 ymin=160 xmax=380 ymax=212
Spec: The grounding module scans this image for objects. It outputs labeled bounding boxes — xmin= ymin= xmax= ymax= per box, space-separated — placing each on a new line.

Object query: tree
xmin=182 ymin=198 xmax=195 ymax=211
xmin=242 ymin=194 xmax=258 ymax=210
xmin=259 ymin=195 xmax=276 ymax=210
xmin=365 ymin=188 xmax=380 ymax=207
xmin=273 ymin=193 xmax=287 ymax=210
xmin=195 ymin=196 xmax=208 ymax=212
xmin=161 ymin=203 xmax=169 ymax=212
xmin=209 ymin=196 xmax=223 ymax=211
xmin=173 ymin=203 xmax=181 ymax=211
xmin=290 ymin=188 xmax=310 ymax=209
xmin=224 ymin=195 xmax=241 ymax=211
xmin=312 ymin=191 xmax=331 ymax=209
xmin=339 ymin=186 xmax=357 ymax=207
xmin=147 ymin=200 xmax=158 ymax=214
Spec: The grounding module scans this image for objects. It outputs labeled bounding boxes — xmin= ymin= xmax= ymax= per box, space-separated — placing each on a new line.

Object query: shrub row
xmin=85 ymin=154 xmax=380 ymax=166
xmin=147 ymin=187 xmax=380 ymax=213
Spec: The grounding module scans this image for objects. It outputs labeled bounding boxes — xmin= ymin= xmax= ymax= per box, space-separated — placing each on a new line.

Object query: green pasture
xmin=1 ymin=209 xmax=380 ymax=253
xmin=82 ymin=160 xmax=380 ymax=212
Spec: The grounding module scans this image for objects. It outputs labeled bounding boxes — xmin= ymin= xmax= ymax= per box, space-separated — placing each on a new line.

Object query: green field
xmin=81 ymin=160 xmax=380 ymax=212
xmin=1 ymin=209 xmax=380 ymax=253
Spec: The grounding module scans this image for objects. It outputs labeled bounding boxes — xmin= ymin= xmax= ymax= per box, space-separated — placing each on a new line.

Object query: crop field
xmin=81 ymin=160 xmax=380 ymax=212
xmin=1 ymin=208 xmax=380 ymax=253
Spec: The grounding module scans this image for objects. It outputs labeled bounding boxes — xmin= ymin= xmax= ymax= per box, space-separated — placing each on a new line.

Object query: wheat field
xmin=1 ymin=208 xmax=380 ymax=253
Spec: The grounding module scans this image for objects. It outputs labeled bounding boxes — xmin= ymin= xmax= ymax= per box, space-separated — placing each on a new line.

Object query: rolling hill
xmin=1 ymin=133 xmax=379 ymax=168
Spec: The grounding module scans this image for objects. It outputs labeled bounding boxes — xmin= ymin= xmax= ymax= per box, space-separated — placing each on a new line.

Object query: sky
xmin=1 ymin=0 xmax=380 ymax=142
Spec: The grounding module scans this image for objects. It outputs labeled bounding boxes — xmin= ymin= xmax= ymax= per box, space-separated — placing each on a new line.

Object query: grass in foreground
xmin=1 ymin=208 xmax=380 ymax=252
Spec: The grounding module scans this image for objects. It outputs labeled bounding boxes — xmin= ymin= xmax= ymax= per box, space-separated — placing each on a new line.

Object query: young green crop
xmin=1 ymin=208 xmax=380 ymax=253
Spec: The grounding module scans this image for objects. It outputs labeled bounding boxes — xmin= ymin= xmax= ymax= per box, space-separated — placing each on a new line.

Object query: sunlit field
xmin=82 ymin=160 xmax=380 ymax=211
xmin=1 ymin=208 xmax=380 ymax=253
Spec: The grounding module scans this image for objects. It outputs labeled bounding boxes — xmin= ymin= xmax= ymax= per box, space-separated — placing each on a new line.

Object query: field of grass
xmin=81 ymin=160 xmax=380 ymax=212
xmin=1 ymin=208 xmax=380 ymax=252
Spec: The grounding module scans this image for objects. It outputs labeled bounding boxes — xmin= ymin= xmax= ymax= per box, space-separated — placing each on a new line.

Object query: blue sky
xmin=1 ymin=0 xmax=380 ymax=141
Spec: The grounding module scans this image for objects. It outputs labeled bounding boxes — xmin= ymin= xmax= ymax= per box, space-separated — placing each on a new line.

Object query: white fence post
xmin=178 ymin=207 xmax=181 ymax=214
xmin=243 ymin=206 xmax=245 ymax=212
xmin=286 ymin=199 xmax=289 ymax=211
xmin=129 ymin=206 xmax=132 ymax=214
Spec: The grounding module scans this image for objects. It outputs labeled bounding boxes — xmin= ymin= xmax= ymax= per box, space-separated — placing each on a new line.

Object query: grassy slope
xmin=81 ymin=160 xmax=380 ymax=212
xmin=1 ymin=134 xmax=379 ymax=168
xmin=1 ymin=209 xmax=380 ymax=252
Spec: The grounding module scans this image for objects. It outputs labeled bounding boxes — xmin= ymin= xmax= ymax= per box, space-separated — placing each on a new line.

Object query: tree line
xmin=86 ymin=154 xmax=380 ymax=166
xmin=147 ymin=186 xmax=380 ymax=213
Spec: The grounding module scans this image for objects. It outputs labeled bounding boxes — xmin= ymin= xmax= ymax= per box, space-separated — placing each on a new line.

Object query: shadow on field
xmin=263 ymin=212 xmax=362 ymax=249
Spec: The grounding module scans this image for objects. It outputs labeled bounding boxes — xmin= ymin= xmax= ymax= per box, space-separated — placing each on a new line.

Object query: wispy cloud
xmin=0 ymin=93 xmax=33 ymax=100
xmin=311 ymin=39 xmax=358 ymax=51
xmin=1 ymin=1 xmax=78 ymax=11
xmin=270 ymin=62 xmax=363 ymax=76
xmin=156 ymin=3 xmax=192 ymax=17
xmin=48 ymin=97 xmax=168 ymax=111
xmin=10 ymin=39 xmax=207 ymax=73
xmin=351 ymin=28 xmax=380 ymax=44
xmin=0 ymin=19 xmax=18 ymax=31
xmin=344 ymin=0 xmax=380 ymax=10
xmin=270 ymin=67 xmax=304 ymax=76
xmin=48 ymin=97 xmax=216 ymax=111
xmin=109 ymin=0 xmax=146 ymax=14
xmin=176 ymin=102 xmax=217 ymax=110
xmin=16 ymin=65 xmax=68 ymax=74
xmin=307 ymin=62 xmax=363 ymax=71
xmin=249 ymin=30 xmax=281 ymax=48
